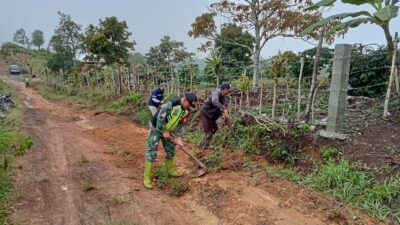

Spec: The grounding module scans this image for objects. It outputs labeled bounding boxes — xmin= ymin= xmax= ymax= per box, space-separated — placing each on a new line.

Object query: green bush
xmin=320 ymin=146 xmax=339 ymax=161
xmin=133 ymin=108 xmax=152 ymax=126
xmin=299 ymin=123 xmax=310 ymax=134
xmin=348 ymin=46 xmax=390 ymax=97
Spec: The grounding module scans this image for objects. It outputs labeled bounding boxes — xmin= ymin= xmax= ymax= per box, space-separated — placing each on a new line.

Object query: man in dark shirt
xmin=148 ymin=83 xmax=167 ymax=116
xmin=199 ymin=82 xmax=231 ymax=150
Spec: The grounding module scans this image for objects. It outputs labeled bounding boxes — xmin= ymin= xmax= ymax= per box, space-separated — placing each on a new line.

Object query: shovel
xmin=177 ymin=144 xmax=207 ymax=177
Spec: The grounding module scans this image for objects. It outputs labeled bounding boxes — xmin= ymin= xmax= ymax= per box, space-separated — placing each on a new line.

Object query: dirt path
xmin=0 ymin=70 xmax=381 ymax=224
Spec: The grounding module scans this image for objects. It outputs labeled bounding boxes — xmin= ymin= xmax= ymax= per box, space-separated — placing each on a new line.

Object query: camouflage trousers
xmin=145 ymin=126 xmax=175 ymax=163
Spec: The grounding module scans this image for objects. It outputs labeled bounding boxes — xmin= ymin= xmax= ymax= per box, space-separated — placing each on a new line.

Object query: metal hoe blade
xmin=178 ymin=145 xmax=207 ymax=177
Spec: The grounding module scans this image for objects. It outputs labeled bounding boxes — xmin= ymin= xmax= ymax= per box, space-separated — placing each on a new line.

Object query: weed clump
xmin=305 ymin=159 xmax=400 ymax=221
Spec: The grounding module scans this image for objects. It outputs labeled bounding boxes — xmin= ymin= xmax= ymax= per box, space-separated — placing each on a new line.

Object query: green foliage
xmin=145 ymin=36 xmax=193 ymax=84
xmin=31 ymin=30 xmax=44 ymax=50
xmin=153 ymin=167 xmax=188 ymax=197
xmin=214 ymin=23 xmax=254 ymax=77
xmin=320 ymin=146 xmax=339 ymax=161
xmin=263 ymin=166 xmax=302 ymax=183
xmin=305 ymin=159 xmax=400 ymax=221
xmin=83 ymin=16 xmax=135 ymax=65
xmin=153 ymin=166 xmax=169 ymax=189
xmin=0 ymin=80 xmax=33 ymax=224
xmin=360 ymin=177 xmax=400 ymax=220
xmin=13 ymin=28 xmax=27 ymax=46
xmin=305 ymin=159 xmax=372 ymax=202
xmin=49 ymin=11 xmax=82 ymax=71
xmin=348 ymin=45 xmax=390 ymax=97
xmin=169 ymin=179 xmax=189 ymax=197
xmin=211 ymin=118 xmax=302 ymax=164
xmin=298 ymin=123 xmax=311 ymax=134
xmin=132 ymin=108 xmax=152 ymax=126
xmin=237 ymin=70 xmax=252 ymax=94
xmin=297 ymin=47 xmax=334 ymax=79
xmin=184 ymin=130 xmax=202 ymax=144
xmin=204 ymin=148 xmax=224 ymax=168
xmin=205 ymin=50 xmax=223 ymax=86
xmin=110 ymin=93 xmax=142 ymax=113
xmin=304 ymin=0 xmax=400 ymax=54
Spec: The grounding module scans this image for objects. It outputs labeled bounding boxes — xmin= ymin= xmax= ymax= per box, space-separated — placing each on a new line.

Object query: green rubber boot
xmin=165 ymin=159 xmax=182 ymax=177
xmin=143 ymin=161 xmax=154 ymax=189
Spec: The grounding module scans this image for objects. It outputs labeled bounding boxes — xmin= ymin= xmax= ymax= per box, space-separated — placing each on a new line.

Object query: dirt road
xmin=0 ymin=70 xmax=380 ymax=224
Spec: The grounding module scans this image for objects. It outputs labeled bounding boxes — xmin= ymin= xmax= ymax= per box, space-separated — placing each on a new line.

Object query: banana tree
xmin=302 ymin=0 xmax=399 ymax=55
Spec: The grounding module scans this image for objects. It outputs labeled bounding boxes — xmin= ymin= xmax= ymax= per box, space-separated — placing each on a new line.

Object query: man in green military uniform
xmin=143 ymin=92 xmax=198 ymax=189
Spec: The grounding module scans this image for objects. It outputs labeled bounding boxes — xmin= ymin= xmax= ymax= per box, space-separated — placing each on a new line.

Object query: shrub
xmin=320 ymin=146 xmax=339 ymax=161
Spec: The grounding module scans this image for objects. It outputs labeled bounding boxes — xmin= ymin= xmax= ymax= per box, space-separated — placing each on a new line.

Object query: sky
xmin=0 ymin=0 xmax=398 ymax=59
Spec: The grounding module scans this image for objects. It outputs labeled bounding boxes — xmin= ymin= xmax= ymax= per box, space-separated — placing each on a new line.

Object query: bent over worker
xmin=147 ymin=83 xmax=167 ymax=116
xmin=143 ymin=92 xmax=198 ymax=189
xmin=199 ymin=82 xmax=231 ymax=150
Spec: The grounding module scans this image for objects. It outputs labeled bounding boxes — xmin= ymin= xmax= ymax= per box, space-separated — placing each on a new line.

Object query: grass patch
xmin=184 ymin=130 xmax=202 ymax=144
xmin=169 ymin=179 xmax=188 ymax=197
xmin=305 ymin=159 xmax=400 ymax=222
xmin=153 ymin=165 xmax=188 ymax=197
xmin=263 ymin=166 xmax=302 ymax=183
xmin=260 ymin=158 xmax=400 ymax=222
xmin=74 ymin=154 xmax=89 ymax=167
xmin=0 ymin=79 xmax=33 ymax=224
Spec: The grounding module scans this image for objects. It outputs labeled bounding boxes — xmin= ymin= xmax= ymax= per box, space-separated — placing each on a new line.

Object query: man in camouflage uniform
xmin=143 ymin=92 xmax=198 ymax=189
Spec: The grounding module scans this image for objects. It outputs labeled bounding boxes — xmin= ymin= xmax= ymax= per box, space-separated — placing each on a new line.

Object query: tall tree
xmin=83 ymin=16 xmax=135 ymax=65
xmin=129 ymin=52 xmax=147 ymax=65
xmin=189 ymin=0 xmax=320 ymax=87
xmin=48 ymin=34 xmax=74 ymax=72
xmin=31 ymin=30 xmax=44 ymax=50
xmin=215 ymin=23 xmax=254 ymax=77
xmin=13 ymin=28 xmax=27 ymax=46
xmin=51 ymin=12 xmax=82 ymax=63
xmin=145 ymin=36 xmax=193 ymax=93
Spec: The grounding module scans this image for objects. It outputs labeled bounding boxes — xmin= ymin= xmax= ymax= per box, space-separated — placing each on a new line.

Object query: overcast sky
xmin=1 ymin=0 xmax=398 ymax=59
